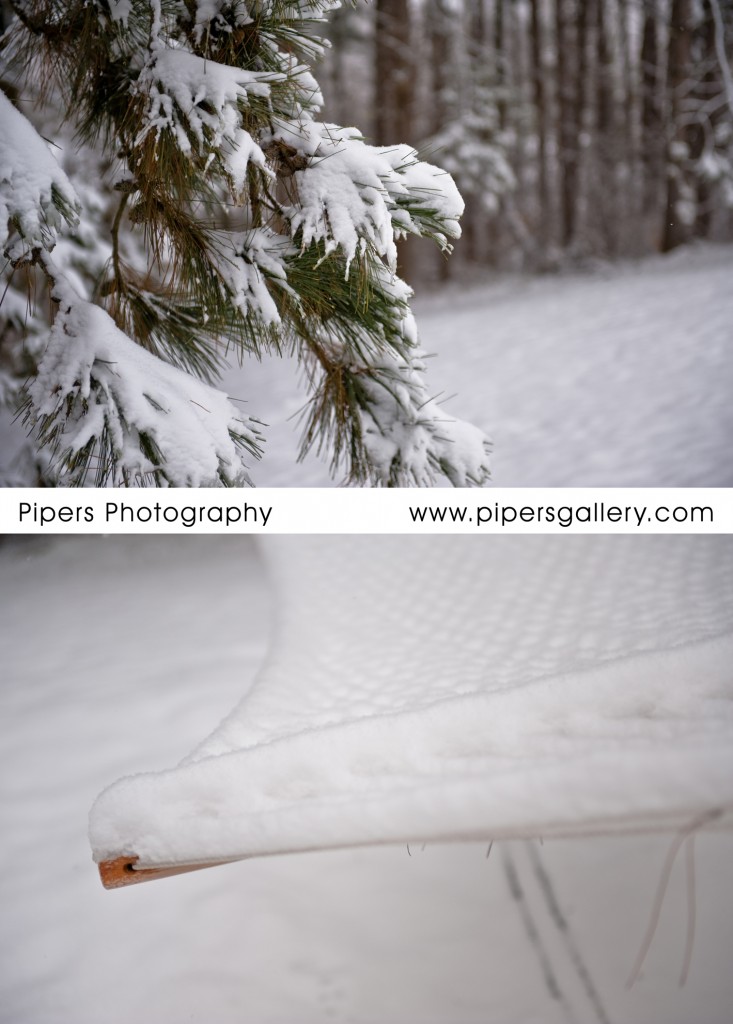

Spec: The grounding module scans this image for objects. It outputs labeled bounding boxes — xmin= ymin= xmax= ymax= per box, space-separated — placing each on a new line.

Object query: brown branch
xmin=110 ymin=190 xmax=130 ymax=296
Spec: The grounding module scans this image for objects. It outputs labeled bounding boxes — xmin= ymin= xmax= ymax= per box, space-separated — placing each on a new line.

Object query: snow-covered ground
xmin=2 ymin=535 xmax=732 ymax=1024
xmin=222 ymin=242 xmax=733 ymax=486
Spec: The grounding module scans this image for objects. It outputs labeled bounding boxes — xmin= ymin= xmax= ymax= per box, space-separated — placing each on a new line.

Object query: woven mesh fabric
xmin=190 ymin=536 xmax=733 ymax=756
xmin=90 ymin=537 xmax=733 ymax=867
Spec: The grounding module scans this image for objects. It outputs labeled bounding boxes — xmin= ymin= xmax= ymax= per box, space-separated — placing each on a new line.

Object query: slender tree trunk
xmin=463 ymin=0 xmax=489 ymax=265
xmin=596 ymin=0 xmax=614 ymax=137
xmin=662 ymin=0 xmax=695 ymax=251
xmin=374 ymin=0 xmax=414 ymax=146
xmin=618 ymin=0 xmax=643 ymax=253
xmin=426 ymin=0 xmax=452 ymax=136
xmin=595 ymin=0 xmax=619 ymax=255
xmin=556 ymin=0 xmax=578 ymax=248
xmin=641 ymin=0 xmax=666 ymax=248
xmin=495 ymin=0 xmax=507 ymax=130
xmin=530 ymin=0 xmax=550 ymax=251
xmin=327 ymin=7 xmax=349 ymax=128
xmin=468 ymin=0 xmax=485 ymax=52
xmin=694 ymin=0 xmax=724 ymax=238
xmin=571 ymin=0 xmax=595 ymax=252
xmin=423 ymin=0 xmax=457 ymax=279
xmin=374 ymin=0 xmax=415 ymax=278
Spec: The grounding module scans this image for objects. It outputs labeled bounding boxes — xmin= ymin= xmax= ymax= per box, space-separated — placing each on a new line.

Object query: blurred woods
xmin=318 ymin=0 xmax=733 ymax=282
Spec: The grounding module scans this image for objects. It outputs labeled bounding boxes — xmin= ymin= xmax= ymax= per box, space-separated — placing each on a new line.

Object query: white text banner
xmin=1 ymin=488 xmax=730 ymax=534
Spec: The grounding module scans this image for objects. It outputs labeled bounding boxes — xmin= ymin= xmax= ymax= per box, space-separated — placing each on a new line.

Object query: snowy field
xmin=223 ymin=242 xmax=733 ymax=486
xmin=2 ymin=534 xmax=732 ymax=1024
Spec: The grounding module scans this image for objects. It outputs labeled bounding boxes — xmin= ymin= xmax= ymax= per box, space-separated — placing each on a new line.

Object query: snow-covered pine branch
xmin=25 ymin=254 xmax=263 ymax=486
xmin=0 ymin=89 xmax=80 ymax=260
xmin=272 ymin=121 xmax=464 ymax=268
xmin=296 ymin=269 xmax=490 ymax=486
xmin=1 ymin=0 xmax=490 ymax=487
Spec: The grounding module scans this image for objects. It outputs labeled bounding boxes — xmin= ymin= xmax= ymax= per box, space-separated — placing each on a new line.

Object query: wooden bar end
xmin=98 ymin=855 xmax=235 ymax=889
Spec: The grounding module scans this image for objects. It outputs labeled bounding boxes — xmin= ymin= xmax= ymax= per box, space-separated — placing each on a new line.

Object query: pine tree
xmin=0 ymin=0 xmax=490 ymax=487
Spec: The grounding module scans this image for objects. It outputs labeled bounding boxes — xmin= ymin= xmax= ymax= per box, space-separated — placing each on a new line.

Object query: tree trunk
xmin=556 ymin=0 xmax=578 ymax=248
xmin=641 ymin=0 xmax=666 ymax=248
xmin=495 ymin=0 xmax=507 ymax=129
xmin=694 ymin=0 xmax=724 ymax=238
xmin=595 ymin=0 xmax=619 ymax=255
xmin=618 ymin=0 xmax=643 ymax=253
xmin=530 ymin=0 xmax=550 ymax=251
xmin=374 ymin=0 xmax=414 ymax=146
xmin=662 ymin=0 xmax=695 ymax=251
xmin=571 ymin=0 xmax=594 ymax=252
xmin=374 ymin=0 xmax=415 ymax=279
xmin=426 ymin=0 xmax=453 ymax=137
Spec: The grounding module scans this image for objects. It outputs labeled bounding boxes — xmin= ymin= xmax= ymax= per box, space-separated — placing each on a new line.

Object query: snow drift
xmin=89 ymin=536 xmax=733 ymax=872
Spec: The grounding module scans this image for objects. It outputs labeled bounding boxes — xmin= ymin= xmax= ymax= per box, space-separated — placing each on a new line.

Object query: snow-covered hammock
xmin=89 ymin=536 xmax=733 ymax=887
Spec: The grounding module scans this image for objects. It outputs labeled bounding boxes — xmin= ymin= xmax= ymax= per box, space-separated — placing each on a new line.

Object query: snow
xmin=280 ymin=125 xmax=464 ymax=271
xmin=106 ymin=0 xmax=132 ymax=24
xmin=208 ymin=228 xmax=292 ymax=325
xmin=0 ymin=91 xmax=80 ymax=260
xmin=351 ymin=337 xmax=491 ymax=487
xmin=27 ymin=267 xmax=262 ymax=486
xmin=222 ymin=243 xmax=733 ymax=486
xmin=2 ymin=535 xmax=733 ymax=1024
xmin=394 ymin=148 xmax=465 ymax=241
xmin=222 ymin=127 xmax=271 ymax=193
xmin=190 ymin=0 xmax=254 ymax=44
xmin=137 ymin=48 xmax=282 ymax=156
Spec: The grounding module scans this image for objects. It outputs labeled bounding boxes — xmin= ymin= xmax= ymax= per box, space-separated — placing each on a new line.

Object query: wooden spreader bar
xmin=98 ymin=855 xmax=236 ymax=889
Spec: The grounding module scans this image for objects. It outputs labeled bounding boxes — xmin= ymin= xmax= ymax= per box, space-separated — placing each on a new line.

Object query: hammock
xmin=90 ymin=536 xmax=733 ymax=888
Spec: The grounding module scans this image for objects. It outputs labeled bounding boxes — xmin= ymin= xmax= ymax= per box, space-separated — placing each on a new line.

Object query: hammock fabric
xmin=90 ymin=536 xmax=733 ymax=887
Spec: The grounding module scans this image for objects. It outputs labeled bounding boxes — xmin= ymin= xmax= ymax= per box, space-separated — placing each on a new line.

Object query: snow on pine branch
xmin=0 ymin=91 xmax=80 ymax=262
xmin=367 ymin=275 xmax=490 ymax=487
xmin=355 ymin=345 xmax=491 ymax=487
xmin=189 ymin=0 xmax=254 ymax=44
xmin=384 ymin=148 xmax=465 ymax=246
xmin=273 ymin=123 xmax=464 ymax=271
xmin=208 ymin=229 xmax=294 ymax=325
xmin=307 ymin=272 xmax=490 ymax=487
xmin=25 ymin=257 xmax=262 ymax=487
xmin=136 ymin=48 xmax=283 ymax=158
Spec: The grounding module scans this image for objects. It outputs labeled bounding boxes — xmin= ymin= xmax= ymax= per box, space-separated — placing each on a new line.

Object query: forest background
xmin=320 ymin=0 xmax=733 ymax=283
